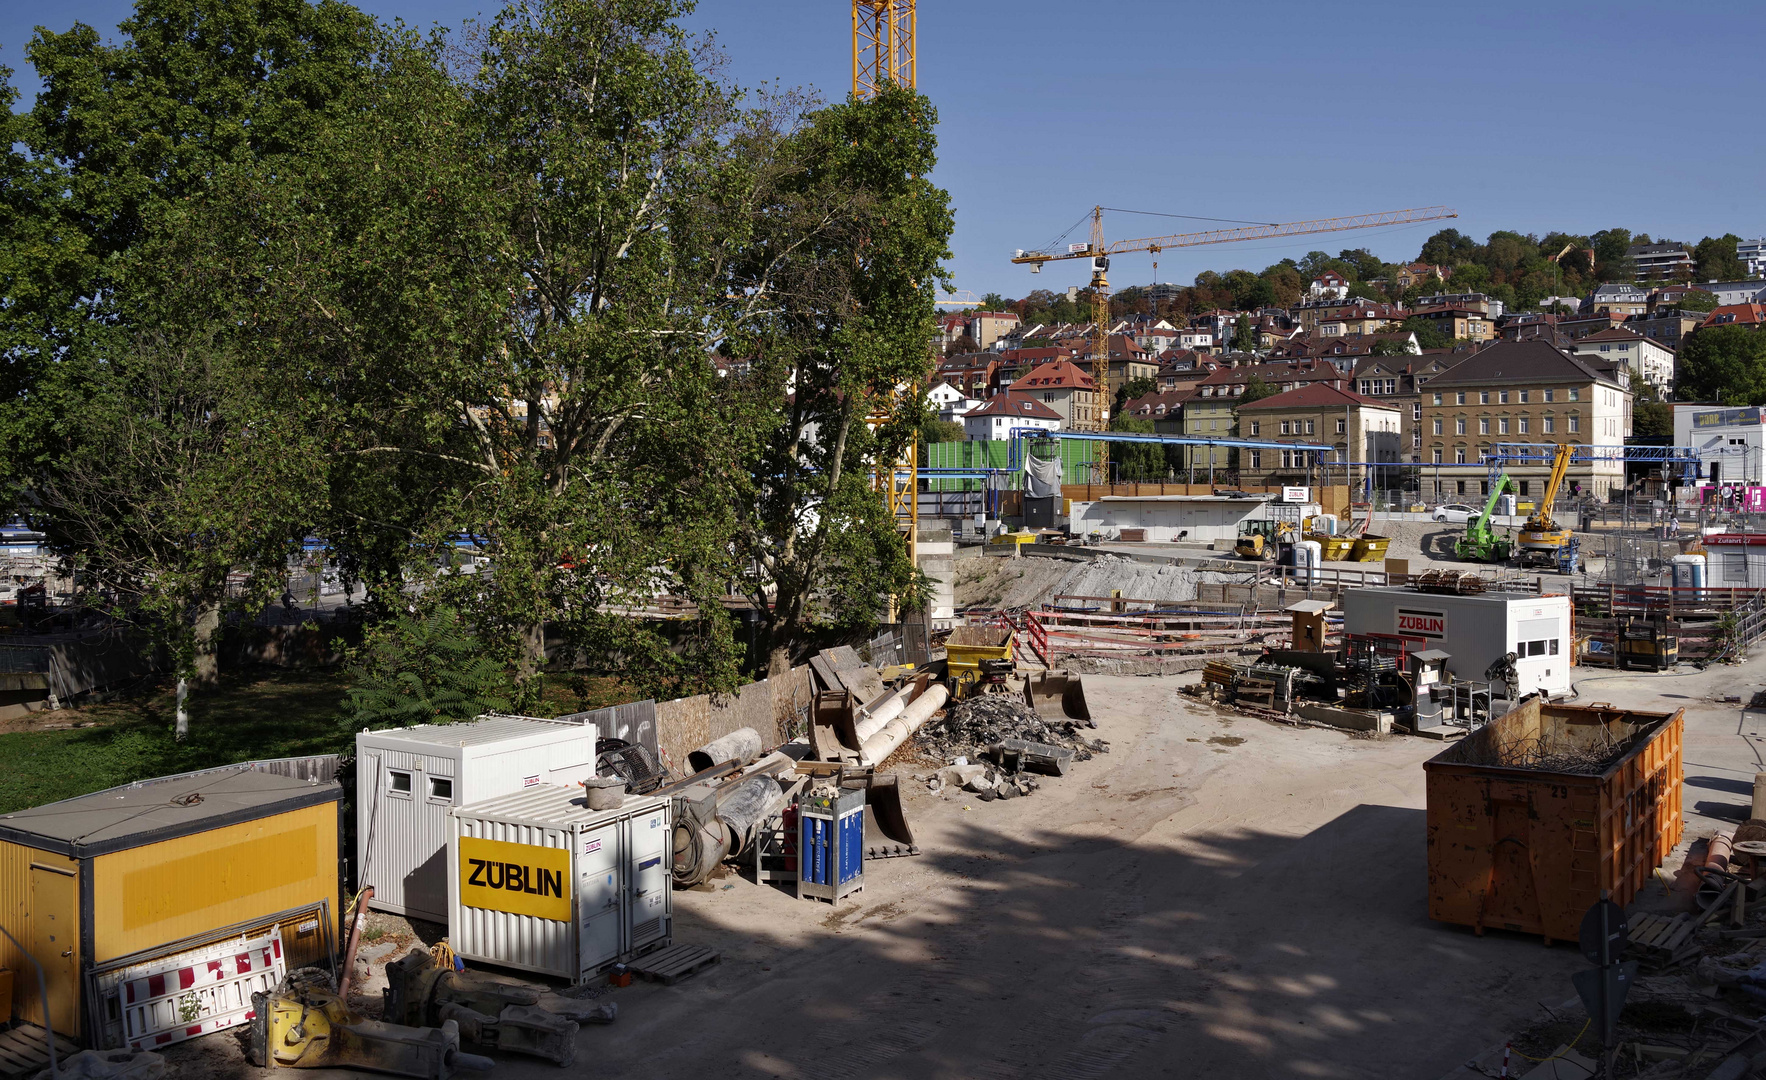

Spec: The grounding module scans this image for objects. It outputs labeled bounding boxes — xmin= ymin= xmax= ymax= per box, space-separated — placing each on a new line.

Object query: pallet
xmin=1626 ymin=912 xmax=1701 ymax=968
xmin=629 ymin=944 xmax=720 ymax=986
xmin=0 ymin=1024 xmax=78 ymax=1079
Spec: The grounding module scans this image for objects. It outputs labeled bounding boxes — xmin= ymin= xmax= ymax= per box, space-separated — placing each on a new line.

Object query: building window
xmin=1433 ymin=393 xmax=1443 ymax=405
xmin=1306 ymin=420 xmax=1316 ymax=434
xmin=1336 ymin=419 xmax=1346 ymax=434
xmin=1519 ymin=390 xmax=1529 ymax=403
xmin=1456 ymin=418 xmax=1466 ymax=435
xmin=1544 ymin=415 xmax=1555 ymax=433
xmin=1248 ymin=421 xmax=1259 ymax=435
xmin=1499 ymin=417 xmax=1509 ymax=435
xmin=1456 ymin=392 xmax=1466 ymax=405
xmin=1499 ymin=391 xmax=1509 ymax=404
xmin=388 ymin=770 xmax=413 ymax=795
xmin=1432 ymin=448 xmax=1443 ymax=464
xmin=429 ymin=777 xmax=453 ymax=801
xmin=1384 ymin=379 xmax=1395 ymax=394
xmin=1413 ymin=403 xmax=1421 ymax=420
xmin=1569 ymin=388 xmax=1581 ymax=401
xmin=1569 ymin=413 xmax=1580 ymax=433
xmin=1480 ymin=392 xmax=1489 ymax=404
xmin=1249 ymin=450 xmax=1262 ymax=469
xmin=1479 ymin=418 xmax=1490 ymax=435
xmin=1519 ymin=416 xmax=1529 ymax=434
xmin=1455 ymin=447 xmax=1466 ymax=464
xmin=1433 ymin=418 xmax=1443 ymax=435
xmin=1520 ymin=480 xmax=1531 ymax=497
xmin=1544 ymin=389 xmax=1554 ymax=402
xmin=1280 ymin=420 xmax=1291 ymax=434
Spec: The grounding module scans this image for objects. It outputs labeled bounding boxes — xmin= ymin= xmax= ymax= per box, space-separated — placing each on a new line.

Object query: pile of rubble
xmin=916 ymin=694 xmax=1107 ymax=801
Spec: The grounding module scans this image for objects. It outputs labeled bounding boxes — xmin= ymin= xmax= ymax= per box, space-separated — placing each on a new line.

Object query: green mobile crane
xmin=1455 ymin=473 xmax=1515 ymax=562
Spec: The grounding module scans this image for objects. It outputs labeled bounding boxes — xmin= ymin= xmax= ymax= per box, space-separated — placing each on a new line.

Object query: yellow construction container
xmin=1308 ymin=533 xmax=1354 ymax=561
xmin=1352 ymin=535 xmax=1391 ymax=562
xmin=0 ymin=763 xmax=341 ymax=1044
xmin=945 ymin=624 xmax=1015 ymax=693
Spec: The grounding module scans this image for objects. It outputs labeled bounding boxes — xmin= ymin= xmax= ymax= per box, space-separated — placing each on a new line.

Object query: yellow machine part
xmin=1235 ymin=534 xmax=1265 ymax=558
xmin=253 ymin=982 xmax=488 ymax=1078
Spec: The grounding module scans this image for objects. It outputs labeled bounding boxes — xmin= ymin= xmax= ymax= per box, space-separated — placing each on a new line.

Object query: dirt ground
xmin=157 ymin=650 xmax=1766 ymax=1080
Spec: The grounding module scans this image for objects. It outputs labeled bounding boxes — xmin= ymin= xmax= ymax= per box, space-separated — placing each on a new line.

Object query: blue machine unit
xmin=797 ymin=786 xmax=865 ymax=903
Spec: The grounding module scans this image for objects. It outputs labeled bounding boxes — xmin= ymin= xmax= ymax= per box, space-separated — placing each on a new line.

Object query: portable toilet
xmin=0 ymin=762 xmax=341 ymax=1048
xmin=356 ymin=715 xmax=603 ymax=923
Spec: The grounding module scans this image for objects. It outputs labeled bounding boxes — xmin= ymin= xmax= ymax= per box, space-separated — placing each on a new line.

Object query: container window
xmin=388 ymin=769 xmax=412 ymax=795
xmin=428 ymin=777 xmax=453 ymax=801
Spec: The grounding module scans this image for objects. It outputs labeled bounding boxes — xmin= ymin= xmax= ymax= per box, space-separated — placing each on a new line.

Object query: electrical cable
xmin=1506 ymin=1017 xmax=1592 ymax=1063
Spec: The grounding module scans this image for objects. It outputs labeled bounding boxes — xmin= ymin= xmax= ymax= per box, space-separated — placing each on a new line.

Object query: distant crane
xmin=1011 ymin=205 xmax=1459 ymax=477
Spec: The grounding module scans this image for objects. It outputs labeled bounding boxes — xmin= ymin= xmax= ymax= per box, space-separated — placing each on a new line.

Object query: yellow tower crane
xmin=1012 ymin=205 xmax=1459 ymax=479
xmin=850 ymin=0 xmax=922 ymax=574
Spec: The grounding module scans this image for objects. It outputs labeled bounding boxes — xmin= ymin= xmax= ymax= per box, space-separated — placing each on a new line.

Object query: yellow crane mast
xmin=1012 ymin=205 xmax=1459 ymax=479
xmin=850 ymin=1 xmax=921 ymax=577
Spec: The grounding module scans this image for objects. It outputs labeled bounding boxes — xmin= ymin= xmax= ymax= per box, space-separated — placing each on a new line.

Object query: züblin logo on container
xmin=466 ymin=858 xmax=564 ymax=898
xmin=458 ymin=835 xmax=573 ymax=921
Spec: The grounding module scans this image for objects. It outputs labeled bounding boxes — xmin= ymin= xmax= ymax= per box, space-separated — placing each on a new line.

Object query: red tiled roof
xmin=1017 ymin=359 xmax=1097 ymax=389
xmin=1235 ymin=381 xmax=1396 ymax=412
xmin=1702 ymin=304 xmax=1766 ymax=329
xmin=964 ymin=393 xmax=1062 ymax=420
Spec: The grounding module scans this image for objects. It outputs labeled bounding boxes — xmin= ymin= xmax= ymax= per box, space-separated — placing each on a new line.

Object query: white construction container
xmin=448 ymin=787 xmax=671 ymax=981
xmin=1341 ymin=586 xmax=1573 ymax=698
xmin=356 ymin=716 xmax=602 ymax=922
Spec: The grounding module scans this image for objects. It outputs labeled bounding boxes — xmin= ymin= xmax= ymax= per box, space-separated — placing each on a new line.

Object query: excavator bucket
xmin=1024 ymin=671 xmax=1092 ymax=724
xmin=840 ymin=770 xmax=915 ymax=851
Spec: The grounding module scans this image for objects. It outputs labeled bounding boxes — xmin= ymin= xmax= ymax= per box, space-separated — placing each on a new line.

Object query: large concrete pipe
xmin=860 ymin=683 xmax=948 ymax=766
xmin=853 ymin=691 xmax=908 ymax=744
xmin=687 ymin=727 xmax=763 ymax=774
xmin=715 ymin=776 xmax=789 ymax=858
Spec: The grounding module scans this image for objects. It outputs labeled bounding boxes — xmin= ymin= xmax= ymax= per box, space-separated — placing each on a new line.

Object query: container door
xmin=1485 ymin=794 xmax=1541 ymax=934
xmin=628 ymin=808 xmax=670 ymax=945
xmin=30 ymin=861 xmax=80 ymax=1032
xmin=576 ymin=825 xmax=622 ymax=973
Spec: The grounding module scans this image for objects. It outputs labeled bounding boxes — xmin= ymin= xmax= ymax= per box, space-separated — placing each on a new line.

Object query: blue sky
xmin=6 ymin=1 xmax=1762 ymax=300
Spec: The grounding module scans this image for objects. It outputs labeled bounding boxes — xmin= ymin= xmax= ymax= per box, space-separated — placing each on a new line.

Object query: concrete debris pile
xmin=916 ymin=694 xmax=1106 ymax=800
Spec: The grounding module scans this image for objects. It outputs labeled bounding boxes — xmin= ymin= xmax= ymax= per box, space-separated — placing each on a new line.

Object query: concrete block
xmin=1296 ymin=702 xmax=1393 ymax=734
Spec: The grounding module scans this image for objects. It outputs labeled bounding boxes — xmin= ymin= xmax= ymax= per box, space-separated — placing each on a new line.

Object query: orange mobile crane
xmin=1011 ymin=205 xmax=1459 ymax=478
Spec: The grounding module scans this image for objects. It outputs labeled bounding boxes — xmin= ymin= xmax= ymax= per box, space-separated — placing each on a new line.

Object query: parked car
xmin=1432 ymin=503 xmax=1479 ymax=523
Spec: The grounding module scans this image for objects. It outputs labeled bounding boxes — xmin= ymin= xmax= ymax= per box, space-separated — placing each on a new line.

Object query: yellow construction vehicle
xmin=1235 ymin=519 xmax=1296 ymax=560
xmin=1517 ymin=444 xmax=1575 ymax=567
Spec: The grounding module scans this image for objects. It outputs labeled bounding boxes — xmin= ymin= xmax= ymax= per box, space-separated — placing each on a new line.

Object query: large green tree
xmin=148 ymin=0 xmax=755 ymax=701
xmin=716 ymin=87 xmax=954 ymax=675
xmin=1678 ymin=327 xmax=1766 ymax=405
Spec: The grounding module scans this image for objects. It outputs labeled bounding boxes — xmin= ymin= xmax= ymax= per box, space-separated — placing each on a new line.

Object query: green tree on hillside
xmin=1694 ymin=235 xmax=1750 ymax=282
xmin=1678 ymin=327 xmax=1766 ymax=404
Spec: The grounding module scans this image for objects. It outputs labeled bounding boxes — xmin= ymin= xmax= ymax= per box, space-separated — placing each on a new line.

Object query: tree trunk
xmin=191 ymin=598 xmax=222 ymax=685
xmin=518 ymin=621 xmax=547 ymax=680
xmin=765 ymin=641 xmax=792 ymax=681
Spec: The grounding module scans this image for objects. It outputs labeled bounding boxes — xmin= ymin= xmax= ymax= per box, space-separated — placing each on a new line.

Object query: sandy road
xmin=191 ymin=660 xmax=1766 ymax=1080
xmin=522 ymin=676 xmax=1580 ymax=1080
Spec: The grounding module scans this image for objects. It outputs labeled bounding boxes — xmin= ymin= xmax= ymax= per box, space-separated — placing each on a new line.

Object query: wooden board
xmin=0 ymin=1025 xmax=75 ymax=1080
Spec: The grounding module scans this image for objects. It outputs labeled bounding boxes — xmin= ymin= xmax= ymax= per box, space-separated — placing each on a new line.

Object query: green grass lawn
xmin=0 ymin=669 xmax=351 ymax=814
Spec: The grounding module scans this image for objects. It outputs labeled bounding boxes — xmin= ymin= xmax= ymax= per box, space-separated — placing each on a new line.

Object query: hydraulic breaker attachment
xmin=385 ymin=948 xmax=586 ymax=1066
xmin=439 ymin=1003 xmax=578 ymax=1068
xmin=249 ymin=983 xmax=492 ymax=1078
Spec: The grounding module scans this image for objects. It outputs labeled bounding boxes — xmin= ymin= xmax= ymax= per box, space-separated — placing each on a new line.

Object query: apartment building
xmin=1181 ymin=361 xmax=1349 ymax=471
xmin=1236 ymin=383 xmax=1401 ymax=486
xmin=1569 ymin=326 xmax=1675 ymax=395
xmin=1408 ymin=304 xmax=1497 ymax=342
xmin=1419 ymin=341 xmax=1631 ymax=500
xmin=1627 ymin=242 xmax=1694 ymax=282
xmin=1350 ymin=351 xmax=1466 ymax=464
xmin=1590 ymin=283 xmax=1650 ymax=317
xmin=1015 ymin=359 xmax=1101 ymax=431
